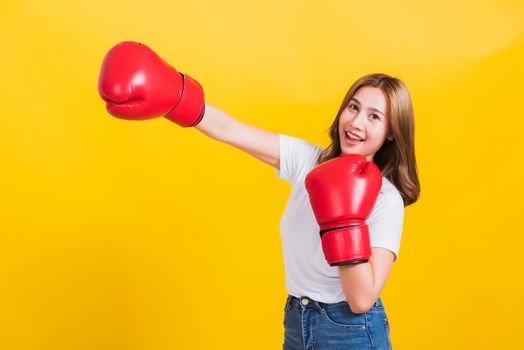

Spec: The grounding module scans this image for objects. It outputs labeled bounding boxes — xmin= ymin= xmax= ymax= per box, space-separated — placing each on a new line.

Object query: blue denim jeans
xmin=283 ymin=295 xmax=392 ymax=350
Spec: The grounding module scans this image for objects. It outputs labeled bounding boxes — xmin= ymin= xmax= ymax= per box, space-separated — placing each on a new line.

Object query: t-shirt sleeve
xmin=276 ymin=134 xmax=321 ymax=185
xmin=367 ymin=190 xmax=405 ymax=262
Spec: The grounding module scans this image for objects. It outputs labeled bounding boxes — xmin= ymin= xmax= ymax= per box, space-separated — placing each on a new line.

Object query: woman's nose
xmin=349 ymin=111 xmax=365 ymax=130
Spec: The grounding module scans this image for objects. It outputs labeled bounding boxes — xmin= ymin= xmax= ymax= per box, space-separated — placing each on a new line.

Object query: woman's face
xmin=338 ymin=86 xmax=392 ymax=161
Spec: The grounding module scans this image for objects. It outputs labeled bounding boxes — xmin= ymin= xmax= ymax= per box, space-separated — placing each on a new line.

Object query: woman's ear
xmin=387 ymin=134 xmax=394 ymax=141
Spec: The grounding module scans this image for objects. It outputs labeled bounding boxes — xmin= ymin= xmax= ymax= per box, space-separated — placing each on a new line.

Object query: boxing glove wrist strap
xmin=164 ymin=73 xmax=206 ymax=127
xmin=321 ymin=224 xmax=372 ymax=266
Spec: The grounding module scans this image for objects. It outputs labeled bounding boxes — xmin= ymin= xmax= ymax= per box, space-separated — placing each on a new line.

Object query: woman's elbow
xmin=347 ymin=297 xmax=374 ymax=314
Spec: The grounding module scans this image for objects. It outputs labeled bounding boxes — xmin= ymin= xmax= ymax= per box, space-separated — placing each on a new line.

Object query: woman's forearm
xmin=338 ymin=262 xmax=377 ymax=314
xmin=194 ymin=102 xmax=236 ymax=142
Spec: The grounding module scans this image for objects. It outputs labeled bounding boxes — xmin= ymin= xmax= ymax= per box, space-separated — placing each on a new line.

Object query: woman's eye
xmin=348 ymin=104 xmax=380 ymax=120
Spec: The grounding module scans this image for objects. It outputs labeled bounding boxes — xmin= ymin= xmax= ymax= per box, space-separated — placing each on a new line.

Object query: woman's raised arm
xmin=98 ymin=42 xmax=280 ymax=170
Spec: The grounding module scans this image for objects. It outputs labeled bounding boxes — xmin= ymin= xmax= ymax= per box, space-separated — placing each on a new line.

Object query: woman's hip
xmin=283 ymin=295 xmax=392 ymax=350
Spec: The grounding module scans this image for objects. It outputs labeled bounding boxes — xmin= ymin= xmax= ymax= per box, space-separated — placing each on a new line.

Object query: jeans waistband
xmin=286 ymin=294 xmax=384 ymax=312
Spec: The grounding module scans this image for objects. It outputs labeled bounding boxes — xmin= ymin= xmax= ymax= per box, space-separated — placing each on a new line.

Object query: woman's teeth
xmin=345 ymin=131 xmax=364 ymax=142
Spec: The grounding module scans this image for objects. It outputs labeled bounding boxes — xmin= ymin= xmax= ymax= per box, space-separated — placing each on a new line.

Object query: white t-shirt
xmin=276 ymin=134 xmax=405 ymax=303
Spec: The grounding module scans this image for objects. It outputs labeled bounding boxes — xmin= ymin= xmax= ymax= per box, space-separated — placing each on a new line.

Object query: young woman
xmin=99 ymin=42 xmax=420 ymax=350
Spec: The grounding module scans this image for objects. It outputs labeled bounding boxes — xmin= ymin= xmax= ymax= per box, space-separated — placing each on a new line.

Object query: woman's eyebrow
xmin=350 ymin=97 xmax=384 ymax=115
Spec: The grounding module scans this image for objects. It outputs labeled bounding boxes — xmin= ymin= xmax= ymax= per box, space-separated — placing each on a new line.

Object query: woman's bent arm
xmin=195 ymin=102 xmax=280 ymax=170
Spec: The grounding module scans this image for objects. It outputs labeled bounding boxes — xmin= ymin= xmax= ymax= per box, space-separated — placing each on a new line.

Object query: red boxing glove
xmin=98 ymin=41 xmax=205 ymax=127
xmin=305 ymin=154 xmax=382 ymax=266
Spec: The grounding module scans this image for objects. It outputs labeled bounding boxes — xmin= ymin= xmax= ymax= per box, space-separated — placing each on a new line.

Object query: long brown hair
xmin=317 ymin=73 xmax=420 ymax=207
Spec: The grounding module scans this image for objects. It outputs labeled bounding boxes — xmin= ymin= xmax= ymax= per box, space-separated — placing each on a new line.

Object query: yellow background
xmin=1 ymin=0 xmax=524 ymax=348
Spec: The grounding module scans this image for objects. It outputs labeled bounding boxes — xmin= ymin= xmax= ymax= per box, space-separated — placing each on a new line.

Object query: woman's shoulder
xmin=279 ymin=134 xmax=323 ymax=157
xmin=378 ymin=177 xmax=404 ymax=208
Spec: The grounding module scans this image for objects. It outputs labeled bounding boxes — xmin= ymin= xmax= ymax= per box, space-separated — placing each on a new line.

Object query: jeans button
xmin=301 ymin=298 xmax=309 ymax=305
